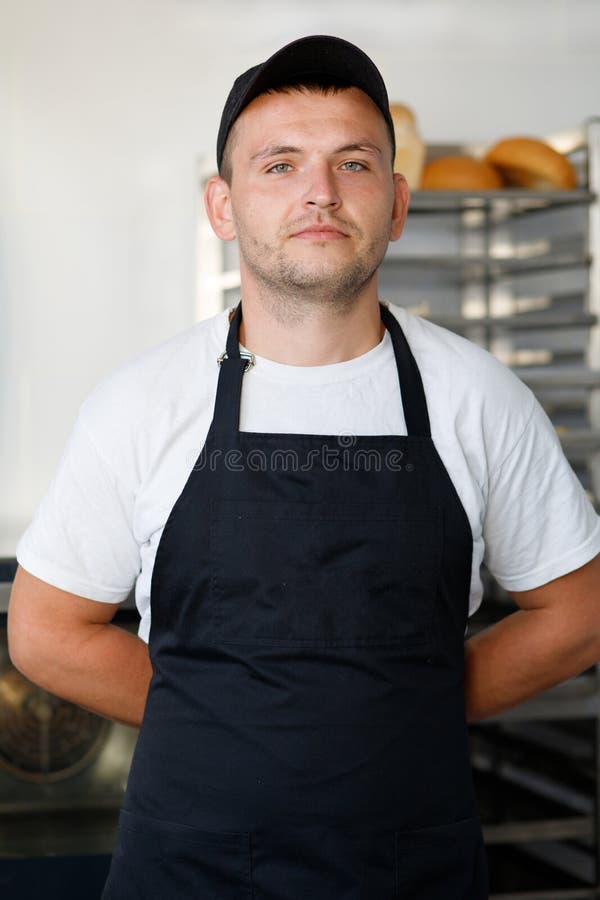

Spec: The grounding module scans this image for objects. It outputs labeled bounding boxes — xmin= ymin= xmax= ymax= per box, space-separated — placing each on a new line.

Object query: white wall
xmin=1 ymin=0 xmax=599 ymax=553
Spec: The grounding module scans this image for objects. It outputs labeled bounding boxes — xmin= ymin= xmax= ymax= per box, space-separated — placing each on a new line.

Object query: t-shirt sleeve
xmin=16 ymin=413 xmax=141 ymax=603
xmin=482 ymin=397 xmax=600 ymax=591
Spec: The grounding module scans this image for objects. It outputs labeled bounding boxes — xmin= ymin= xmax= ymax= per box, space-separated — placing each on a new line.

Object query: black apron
xmin=102 ymin=301 xmax=488 ymax=899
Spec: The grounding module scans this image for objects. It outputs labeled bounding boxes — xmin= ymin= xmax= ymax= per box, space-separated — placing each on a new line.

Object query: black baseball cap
xmin=216 ymin=35 xmax=396 ymax=174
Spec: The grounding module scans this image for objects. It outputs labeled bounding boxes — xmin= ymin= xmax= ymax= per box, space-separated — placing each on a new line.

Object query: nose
xmin=302 ymin=162 xmax=341 ymax=211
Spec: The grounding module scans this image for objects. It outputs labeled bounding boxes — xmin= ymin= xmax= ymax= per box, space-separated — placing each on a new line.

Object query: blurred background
xmin=2 ymin=0 xmax=600 ymax=537
xmin=1 ymin=1 xmax=600 ymax=897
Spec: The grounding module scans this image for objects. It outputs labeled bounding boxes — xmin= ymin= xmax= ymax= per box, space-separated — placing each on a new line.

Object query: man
xmin=8 ymin=35 xmax=600 ymax=899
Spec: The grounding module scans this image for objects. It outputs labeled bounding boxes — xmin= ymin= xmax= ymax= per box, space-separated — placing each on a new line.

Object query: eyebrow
xmin=250 ymin=145 xmax=301 ymax=162
xmin=335 ymin=142 xmax=382 ymax=157
xmin=249 ymin=141 xmax=382 ymax=162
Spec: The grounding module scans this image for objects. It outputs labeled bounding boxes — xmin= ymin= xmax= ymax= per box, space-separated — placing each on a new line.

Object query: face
xmin=206 ymin=87 xmax=409 ymax=313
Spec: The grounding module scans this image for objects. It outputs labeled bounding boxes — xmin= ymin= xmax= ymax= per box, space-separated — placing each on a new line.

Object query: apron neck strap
xmin=212 ymin=301 xmax=431 ymax=438
xmin=379 ymin=303 xmax=431 ymax=438
xmin=225 ymin=302 xmax=243 ymax=359
xmin=210 ymin=302 xmax=247 ymax=437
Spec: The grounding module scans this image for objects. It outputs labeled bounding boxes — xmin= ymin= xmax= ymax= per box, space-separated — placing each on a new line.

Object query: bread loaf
xmin=484 ymin=137 xmax=577 ymax=190
xmin=421 ymin=155 xmax=503 ymax=190
xmin=389 ymin=103 xmax=425 ymax=189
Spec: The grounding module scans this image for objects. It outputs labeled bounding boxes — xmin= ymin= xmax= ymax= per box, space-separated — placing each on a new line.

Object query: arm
xmin=7 ymin=565 xmax=152 ymax=728
xmin=464 ymin=553 xmax=600 ymax=722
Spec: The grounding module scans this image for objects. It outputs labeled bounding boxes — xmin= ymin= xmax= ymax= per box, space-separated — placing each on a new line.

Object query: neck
xmin=234 ymin=266 xmax=385 ymax=366
xmin=233 ymin=283 xmax=386 ymax=367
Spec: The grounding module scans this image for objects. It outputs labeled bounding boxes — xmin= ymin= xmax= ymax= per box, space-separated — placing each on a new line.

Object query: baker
xmin=8 ymin=35 xmax=600 ymax=899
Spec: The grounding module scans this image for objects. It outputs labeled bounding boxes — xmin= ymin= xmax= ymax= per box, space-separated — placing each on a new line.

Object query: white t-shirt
xmin=17 ymin=304 xmax=600 ymax=643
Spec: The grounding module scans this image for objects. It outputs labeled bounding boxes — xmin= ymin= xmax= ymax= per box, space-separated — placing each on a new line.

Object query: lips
xmin=291 ymin=224 xmax=348 ymax=240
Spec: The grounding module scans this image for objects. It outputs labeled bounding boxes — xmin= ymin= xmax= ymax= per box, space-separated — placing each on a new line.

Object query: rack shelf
xmin=408 ymin=188 xmax=595 ymax=217
xmin=382 ymin=251 xmax=591 ymax=281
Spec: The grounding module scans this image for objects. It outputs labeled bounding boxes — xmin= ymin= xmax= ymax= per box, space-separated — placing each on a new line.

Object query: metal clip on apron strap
xmin=217 ymin=351 xmax=255 ymax=371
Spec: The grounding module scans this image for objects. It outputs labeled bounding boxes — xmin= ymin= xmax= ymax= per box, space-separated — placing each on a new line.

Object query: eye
xmin=267 ymin=163 xmax=293 ymax=174
xmin=341 ymin=160 xmax=366 ymax=171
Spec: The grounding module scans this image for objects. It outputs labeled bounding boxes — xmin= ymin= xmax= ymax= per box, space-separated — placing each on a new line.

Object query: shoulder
xmin=387 ymin=303 xmax=537 ymax=479
xmin=76 ymin=308 xmax=230 ymax=475
xmin=80 ymin=309 xmax=228 ymax=424
xmin=389 ymin=303 xmax=531 ymax=400
xmin=390 ymin=306 xmax=535 ymax=419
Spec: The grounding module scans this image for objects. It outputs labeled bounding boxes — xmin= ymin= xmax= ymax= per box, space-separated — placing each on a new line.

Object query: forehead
xmin=232 ymin=87 xmax=389 ymax=156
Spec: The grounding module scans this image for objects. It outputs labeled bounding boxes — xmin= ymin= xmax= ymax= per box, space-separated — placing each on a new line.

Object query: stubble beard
xmin=235 ymin=223 xmax=390 ymax=324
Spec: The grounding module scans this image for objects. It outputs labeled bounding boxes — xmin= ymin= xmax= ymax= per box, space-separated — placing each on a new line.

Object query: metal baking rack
xmin=391 ymin=118 xmax=599 ymax=899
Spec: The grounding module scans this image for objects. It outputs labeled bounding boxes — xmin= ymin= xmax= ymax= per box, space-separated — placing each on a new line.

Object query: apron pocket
xmin=102 ymin=809 xmax=252 ymax=900
xmin=209 ymin=499 xmax=442 ymax=649
xmin=250 ymin=826 xmax=396 ymax=900
xmin=394 ymin=816 xmax=488 ymax=899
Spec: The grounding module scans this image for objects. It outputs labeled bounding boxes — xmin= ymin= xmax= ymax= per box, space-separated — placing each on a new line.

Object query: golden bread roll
xmin=389 ymin=103 xmax=425 ymax=189
xmin=421 ymin=155 xmax=503 ymax=190
xmin=484 ymin=137 xmax=577 ymax=190
xmin=390 ymin=103 xmax=417 ymax=129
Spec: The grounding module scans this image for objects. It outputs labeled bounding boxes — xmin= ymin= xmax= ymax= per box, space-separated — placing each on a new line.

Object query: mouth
xmin=291 ymin=225 xmax=348 ymax=241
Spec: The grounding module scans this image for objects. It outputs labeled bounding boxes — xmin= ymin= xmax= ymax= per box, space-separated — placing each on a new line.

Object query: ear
xmin=204 ymin=175 xmax=237 ymax=241
xmin=389 ymin=172 xmax=410 ymax=242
